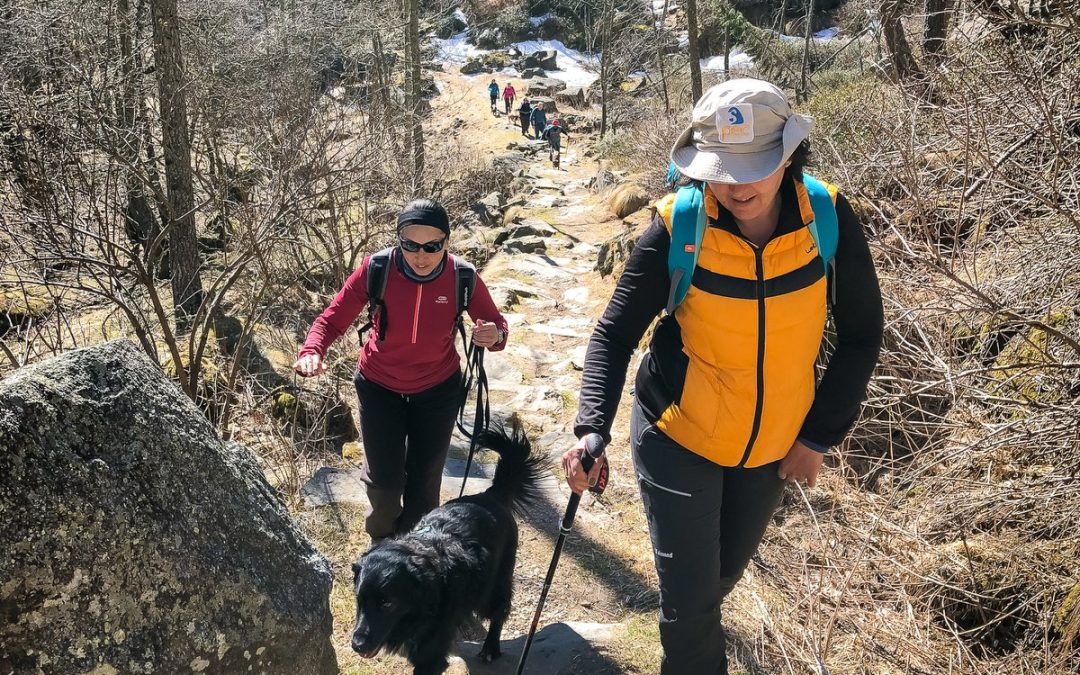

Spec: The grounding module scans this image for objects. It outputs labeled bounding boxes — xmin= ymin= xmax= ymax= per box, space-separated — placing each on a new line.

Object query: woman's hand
xmin=471 ymin=319 xmax=502 ymax=348
xmin=777 ymin=439 xmax=825 ymax=487
xmin=292 ymin=353 xmax=327 ymax=378
xmin=561 ymin=437 xmax=607 ymax=495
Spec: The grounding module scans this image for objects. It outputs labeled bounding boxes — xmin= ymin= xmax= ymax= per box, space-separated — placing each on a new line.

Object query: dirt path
xmin=319 ymin=67 xmax=667 ymax=675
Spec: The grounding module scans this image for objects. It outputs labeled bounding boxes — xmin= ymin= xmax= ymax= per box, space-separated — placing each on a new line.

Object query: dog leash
xmin=455 ymin=329 xmax=489 ymax=498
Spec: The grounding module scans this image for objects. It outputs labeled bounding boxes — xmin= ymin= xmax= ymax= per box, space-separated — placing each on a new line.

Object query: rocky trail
xmin=303 ymin=62 xmax=666 ymax=675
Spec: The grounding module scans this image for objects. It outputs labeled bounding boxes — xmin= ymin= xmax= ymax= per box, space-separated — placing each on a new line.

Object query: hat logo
xmin=716 ymin=104 xmax=754 ymax=144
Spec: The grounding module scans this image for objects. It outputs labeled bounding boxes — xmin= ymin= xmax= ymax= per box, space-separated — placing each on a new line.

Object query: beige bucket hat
xmin=670 ymin=78 xmax=814 ymax=184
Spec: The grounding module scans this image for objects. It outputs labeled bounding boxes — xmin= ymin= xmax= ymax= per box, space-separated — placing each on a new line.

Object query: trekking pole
xmin=515 ymin=433 xmax=608 ymax=675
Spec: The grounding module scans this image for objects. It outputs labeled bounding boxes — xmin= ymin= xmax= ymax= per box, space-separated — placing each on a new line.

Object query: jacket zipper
xmin=411 ymin=284 xmax=423 ymax=344
xmin=737 ymin=244 xmax=766 ymax=467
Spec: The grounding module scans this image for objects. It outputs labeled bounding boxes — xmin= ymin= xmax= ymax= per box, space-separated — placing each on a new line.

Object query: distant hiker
xmin=518 ymin=97 xmax=533 ymax=137
xmin=488 ymin=79 xmax=499 ymax=115
xmin=561 ymin=79 xmax=884 ymax=674
xmin=541 ymin=117 xmax=569 ymax=165
xmin=502 ymin=82 xmax=516 ymax=115
xmin=295 ymin=199 xmax=509 ymax=541
xmin=529 ymin=102 xmax=547 ymax=138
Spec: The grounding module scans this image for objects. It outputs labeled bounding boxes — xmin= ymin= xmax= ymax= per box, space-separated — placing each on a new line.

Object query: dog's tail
xmin=477 ymin=422 xmax=550 ymax=513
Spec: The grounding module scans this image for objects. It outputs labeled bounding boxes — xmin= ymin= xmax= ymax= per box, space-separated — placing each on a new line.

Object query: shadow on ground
xmin=454 ymin=622 xmax=626 ymax=675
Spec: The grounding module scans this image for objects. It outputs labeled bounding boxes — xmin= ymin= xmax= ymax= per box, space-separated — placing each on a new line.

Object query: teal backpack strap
xmin=801 ymin=173 xmax=839 ymax=277
xmin=666 ymin=183 xmax=707 ymax=314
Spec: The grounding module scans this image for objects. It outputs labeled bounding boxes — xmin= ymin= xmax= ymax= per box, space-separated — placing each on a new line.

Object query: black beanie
xmin=397 ymin=199 xmax=450 ymax=236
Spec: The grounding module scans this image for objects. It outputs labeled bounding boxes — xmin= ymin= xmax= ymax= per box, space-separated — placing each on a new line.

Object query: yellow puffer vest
xmin=653 ymin=179 xmax=837 ymax=467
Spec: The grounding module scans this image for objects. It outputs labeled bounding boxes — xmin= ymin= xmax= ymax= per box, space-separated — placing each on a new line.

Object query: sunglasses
xmin=399 ymin=236 xmax=447 ymax=254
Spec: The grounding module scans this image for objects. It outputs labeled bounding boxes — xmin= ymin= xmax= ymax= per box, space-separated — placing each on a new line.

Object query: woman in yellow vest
xmin=562 ymin=79 xmax=884 ymax=673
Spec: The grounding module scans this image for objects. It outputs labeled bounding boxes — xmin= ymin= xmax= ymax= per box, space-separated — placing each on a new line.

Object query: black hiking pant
xmin=520 ymin=114 xmax=531 ymax=136
xmin=630 ymin=401 xmax=787 ymax=675
xmin=354 ymin=369 xmax=463 ymax=539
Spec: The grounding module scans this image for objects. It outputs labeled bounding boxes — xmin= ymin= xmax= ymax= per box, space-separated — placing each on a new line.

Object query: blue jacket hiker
xmin=529 ymin=104 xmax=547 ymax=137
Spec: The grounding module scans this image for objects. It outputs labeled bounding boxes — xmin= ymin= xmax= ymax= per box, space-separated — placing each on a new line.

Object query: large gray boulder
xmin=0 ymin=340 xmax=336 ymax=674
xmin=555 ymin=86 xmax=588 ymax=109
xmin=518 ymin=49 xmax=558 ymax=70
xmin=526 ymin=77 xmax=567 ymax=97
xmin=528 ymin=96 xmax=559 ymax=114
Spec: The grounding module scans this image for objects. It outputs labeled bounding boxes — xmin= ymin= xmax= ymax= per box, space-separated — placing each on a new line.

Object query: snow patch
xmin=431 ymin=34 xmax=599 ymax=87
xmin=768 ymin=26 xmax=841 ymax=43
xmin=513 ymin=39 xmax=599 ymax=87
xmin=529 ymin=13 xmax=552 ymax=27
xmin=701 ymin=48 xmax=755 ymax=72
xmin=453 ymin=8 xmax=468 ymax=26
xmin=432 ymin=32 xmax=490 ymax=63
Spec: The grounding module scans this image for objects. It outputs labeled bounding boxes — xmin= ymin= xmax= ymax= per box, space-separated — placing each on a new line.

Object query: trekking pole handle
xmin=581 ymin=433 xmax=605 ymax=471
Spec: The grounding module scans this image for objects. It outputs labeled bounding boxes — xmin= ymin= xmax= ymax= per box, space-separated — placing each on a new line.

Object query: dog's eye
xmin=379 ymin=599 xmax=393 ymax=611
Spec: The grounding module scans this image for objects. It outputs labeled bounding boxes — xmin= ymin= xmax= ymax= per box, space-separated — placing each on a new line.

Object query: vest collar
xmin=706 ymin=174 xmax=813 ymax=242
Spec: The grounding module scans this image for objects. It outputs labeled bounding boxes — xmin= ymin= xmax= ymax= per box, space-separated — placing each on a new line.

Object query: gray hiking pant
xmin=630 ymin=401 xmax=787 ymax=675
xmin=354 ymin=370 xmax=462 ymax=539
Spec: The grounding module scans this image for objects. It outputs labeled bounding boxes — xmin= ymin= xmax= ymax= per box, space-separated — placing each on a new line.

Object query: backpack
xmin=664 ymin=168 xmax=839 ymax=314
xmin=360 ymin=247 xmax=476 ymax=342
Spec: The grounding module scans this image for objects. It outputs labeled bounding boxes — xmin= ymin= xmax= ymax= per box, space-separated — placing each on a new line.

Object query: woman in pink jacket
xmin=294 ymin=199 xmax=509 ymax=540
xmin=502 ymin=82 xmax=516 ymax=115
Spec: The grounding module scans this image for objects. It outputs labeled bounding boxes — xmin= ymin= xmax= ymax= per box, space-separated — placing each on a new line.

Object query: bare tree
xmin=687 ymin=0 xmax=703 ymax=102
xmin=881 ymin=0 xmax=926 ymax=84
xmin=150 ymin=0 xmax=203 ymax=327
xmin=799 ymin=0 xmax=815 ymax=102
xmin=923 ymin=0 xmax=954 ymax=67
xmin=405 ymin=0 xmax=424 ymax=194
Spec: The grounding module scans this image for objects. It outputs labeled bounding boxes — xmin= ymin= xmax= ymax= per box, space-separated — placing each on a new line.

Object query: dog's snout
xmin=351 ymin=628 xmax=371 ymax=654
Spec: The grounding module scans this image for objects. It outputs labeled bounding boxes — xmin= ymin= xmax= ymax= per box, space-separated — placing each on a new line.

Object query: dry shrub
xmin=910 ymin=536 xmax=1079 ymax=656
xmin=594 ymin=106 xmax=685 ymax=192
xmin=606 ymin=182 xmax=652 ymax=218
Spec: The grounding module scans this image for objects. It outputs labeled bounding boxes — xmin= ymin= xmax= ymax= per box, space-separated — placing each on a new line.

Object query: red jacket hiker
xmin=295 ymin=198 xmax=510 ymax=540
xmin=299 ymin=249 xmax=508 ymax=395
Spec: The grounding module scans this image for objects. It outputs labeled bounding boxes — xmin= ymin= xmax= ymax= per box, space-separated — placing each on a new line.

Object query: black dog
xmin=350 ymin=424 xmax=548 ymax=675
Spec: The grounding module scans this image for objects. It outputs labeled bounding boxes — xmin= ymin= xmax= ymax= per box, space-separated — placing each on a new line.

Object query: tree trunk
xmin=150 ymin=0 xmax=203 ymax=327
xmin=881 ymin=0 xmax=926 ymax=83
xmin=405 ymin=0 xmax=424 ymax=194
xmin=599 ymin=0 xmax=616 ymax=137
xmin=656 ymin=0 xmax=671 ymax=112
xmin=686 ymin=0 xmax=703 ymax=102
xmin=117 ymin=0 xmax=159 ymax=249
xmin=923 ymin=0 xmax=953 ymax=67
xmin=799 ymin=0 xmax=815 ymax=102
xmin=724 ymin=26 xmax=730 ymax=79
